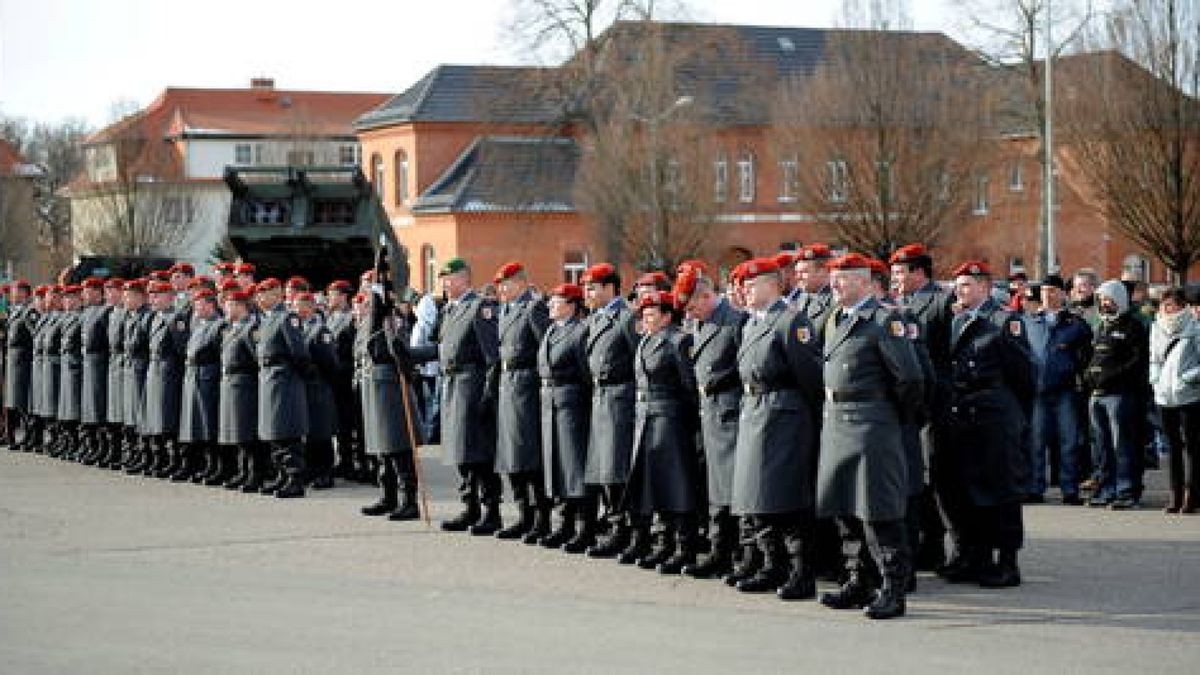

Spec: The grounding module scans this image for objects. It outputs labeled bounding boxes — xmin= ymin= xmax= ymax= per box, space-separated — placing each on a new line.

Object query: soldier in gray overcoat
xmin=3 ymin=281 xmax=38 ymax=450
xmin=142 ymin=282 xmax=189 ymax=478
xmin=253 ymin=278 xmax=310 ymax=499
xmin=323 ymin=280 xmax=361 ymax=481
xmin=536 ymin=283 xmax=595 ymax=551
xmin=619 ymin=291 xmax=701 ymax=574
xmin=100 ymin=279 xmax=126 ymax=469
xmin=56 ymin=287 xmax=84 ymax=459
xmin=27 ymin=290 xmax=51 ymax=451
xmin=177 ymin=290 xmax=225 ymax=483
xmin=407 ymin=257 xmax=502 ymax=533
xmin=355 ymin=255 xmax=423 ymax=522
xmin=675 ymin=268 xmax=747 ymax=579
xmin=121 ymin=281 xmax=154 ymax=474
xmin=296 ymin=292 xmax=338 ymax=489
xmin=78 ymin=278 xmax=111 ymax=465
xmin=577 ymin=263 xmax=641 ymax=559
xmin=38 ymin=289 xmax=64 ymax=455
xmin=816 ymin=254 xmax=925 ymax=620
xmin=217 ymin=290 xmax=263 ymax=492
xmin=794 ymin=243 xmax=835 ymax=324
xmin=492 ymin=262 xmax=552 ymax=541
xmin=727 ymin=257 xmax=823 ymax=599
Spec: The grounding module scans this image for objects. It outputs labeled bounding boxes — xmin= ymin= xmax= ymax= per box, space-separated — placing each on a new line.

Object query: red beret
xmin=213 ymin=262 xmax=234 ymax=273
xmin=581 ymin=262 xmax=618 ymax=285
xmin=800 ymin=243 xmax=833 ymax=261
xmin=548 ymin=283 xmax=583 ymax=301
xmin=352 ymin=292 xmax=368 ymax=305
xmin=192 ymin=288 xmax=217 ymax=302
xmin=33 ymin=285 xmax=50 ymax=297
xmin=234 ymin=263 xmax=256 ymax=275
xmin=828 ymin=253 xmax=874 ymax=271
xmin=148 ymin=281 xmax=173 ymax=294
xmin=327 ymin=279 xmax=353 ymax=294
xmin=49 ymin=285 xmax=65 ymax=295
xmin=13 ymin=279 xmax=32 ymax=292
xmin=742 ymin=257 xmax=780 ymax=280
xmin=675 ymin=259 xmax=710 ymax=278
xmin=148 ymin=270 xmax=171 ymax=282
xmin=82 ymin=277 xmax=106 ymax=290
xmin=673 ymin=269 xmax=700 ymax=306
xmin=103 ymin=277 xmax=125 ymax=289
xmin=294 ymin=291 xmax=316 ymax=303
xmin=729 ymin=262 xmax=749 ymax=286
xmin=952 ymin=260 xmax=993 ymax=278
xmin=227 ymin=289 xmax=252 ymax=303
xmin=170 ymin=262 xmax=195 ymax=276
xmin=123 ymin=280 xmax=146 ymax=293
xmin=635 ymin=271 xmax=670 ymax=288
xmin=256 ymin=277 xmax=282 ymax=292
xmin=636 ymin=290 xmax=676 ymax=313
xmin=61 ymin=284 xmax=82 ymax=294
xmin=493 ymin=261 xmax=525 ymax=284
xmin=286 ymin=276 xmax=310 ymax=290
xmin=0 ymin=284 xmax=8 ymax=293
xmin=773 ymin=251 xmax=797 ymax=268
xmin=889 ymin=243 xmax=929 ymax=265
xmin=867 ymin=258 xmax=889 ymax=278
xmin=218 ymin=279 xmax=241 ymax=293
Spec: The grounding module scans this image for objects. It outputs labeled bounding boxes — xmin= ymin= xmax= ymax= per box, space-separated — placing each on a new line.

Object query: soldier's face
xmin=547 ymin=295 xmax=573 ymax=321
xmin=150 ymin=293 xmax=172 ymax=311
xmin=640 ymin=306 xmax=668 ymax=333
xmin=82 ymin=288 xmax=102 ymax=305
xmin=123 ymin=292 xmax=144 ymax=310
xmin=891 ymin=263 xmax=922 ymax=294
xmin=12 ymin=289 xmax=29 ymax=305
xmin=62 ymin=294 xmax=79 ymax=310
xmin=584 ymin=282 xmax=612 ymax=309
xmin=684 ymin=288 xmax=718 ymax=321
xmin=954 ymin=275 xmax=989 ymax=309
xmin=296 ymin=301 xmax=315 ymax=319
xmin=441 ymin=271 xmax=469 ymax=299
xmin=743 ymin=274 xmax=780 ymax=310
xmin=1041 ymin=285 xmax=1063 ymax=309
xmin=798 ymin=262 xmax=828 ymax=292
xmin=831 ymin=270 xmax=868 ymax=307
xmin=497 ymin=278 xmax=523 ymax=303
xmin=195 ymin=299 xmax=215 ymax=318
xmin=1072 ymin=276 xmax=1096 ymax=300
xmin=104 ymin=288 xmax=122 ymax=305
xmin=171 ymin=273 xmax=190 ymax=291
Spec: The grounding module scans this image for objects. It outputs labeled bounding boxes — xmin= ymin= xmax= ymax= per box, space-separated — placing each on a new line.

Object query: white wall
xmin=183 ymin=139 xmax=361 ymax=178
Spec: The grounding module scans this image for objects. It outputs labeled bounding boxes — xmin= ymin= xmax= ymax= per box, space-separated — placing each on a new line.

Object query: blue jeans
xmin=1088 ymin=393 xmax=1142 ymax=500
xmin=1031 ymin=389 xmax=1080 ymax=495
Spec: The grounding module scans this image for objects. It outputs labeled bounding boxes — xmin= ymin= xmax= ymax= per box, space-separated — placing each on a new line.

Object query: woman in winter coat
xmin=1148 ymin=286 xmax=1200 ymax=514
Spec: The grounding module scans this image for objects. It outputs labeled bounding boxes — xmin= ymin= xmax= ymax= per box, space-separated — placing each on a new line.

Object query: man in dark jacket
xmin=1084 ymin=280 xmax=1149 ymax=509
xmin=4 ymin=281 xmax=38 ymax=451
xmin=1026 ymin=275 xmax=1093 ymax=504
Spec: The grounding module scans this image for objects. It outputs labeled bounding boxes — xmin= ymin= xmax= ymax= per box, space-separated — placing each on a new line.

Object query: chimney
xmin=250 ymin=77 xmax=275 ymax=90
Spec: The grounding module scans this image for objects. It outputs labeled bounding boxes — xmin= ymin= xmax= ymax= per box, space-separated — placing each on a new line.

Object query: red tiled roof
xmin=0 ymin=138 xmax=27 ymax=175
xmin=86 ymin=86 xmax=391 ymax=145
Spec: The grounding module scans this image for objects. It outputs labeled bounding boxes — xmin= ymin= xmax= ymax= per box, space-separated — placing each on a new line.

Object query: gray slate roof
xmin=412 ymin=136 xmax=579 ymax=213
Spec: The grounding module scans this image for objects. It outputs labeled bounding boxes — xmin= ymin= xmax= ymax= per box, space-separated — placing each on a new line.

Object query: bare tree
xmin=771 ymin=2 xmax=995 ymax=259
xmin=1059 ymin=0 xmax=1200 ymax=283
xmin=0 ymin=169 xmax=37 ymax=277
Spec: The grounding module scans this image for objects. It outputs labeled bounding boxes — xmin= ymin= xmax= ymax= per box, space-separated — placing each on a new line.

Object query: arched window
xmin=370 ymin=153 xmax=385 ymax=201
xmin=394 ymin=149 xmax=409 ymax=206
xmin=421 ymin=244 xmax=437 ymax=292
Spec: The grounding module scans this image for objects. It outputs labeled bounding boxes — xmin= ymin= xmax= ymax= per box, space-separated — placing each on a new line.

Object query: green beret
xmin=438 ymin=257 xmax=469 ymax=277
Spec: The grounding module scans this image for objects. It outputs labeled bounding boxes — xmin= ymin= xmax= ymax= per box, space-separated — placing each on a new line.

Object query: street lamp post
xmin=631 ymin=95 xmax=693 ymax=270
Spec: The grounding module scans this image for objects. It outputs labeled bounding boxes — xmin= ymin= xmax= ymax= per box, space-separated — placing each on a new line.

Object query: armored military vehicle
xmin=223 ymin=165 xmax=408 ymax=288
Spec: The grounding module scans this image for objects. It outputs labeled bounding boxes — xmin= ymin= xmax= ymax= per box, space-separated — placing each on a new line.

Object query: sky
xmin=0 ymin=0 xmax=960 ymax=129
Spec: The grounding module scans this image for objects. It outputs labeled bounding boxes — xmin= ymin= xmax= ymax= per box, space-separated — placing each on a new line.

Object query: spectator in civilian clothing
xmin=1149 ymin=286 xmax=1200 ymax=514
xmin=1084 ymin=280 xmax=1149 ymax=509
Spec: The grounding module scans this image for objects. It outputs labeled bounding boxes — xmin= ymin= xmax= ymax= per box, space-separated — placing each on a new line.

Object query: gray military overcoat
xmin=691 ymin=298 xmax=746 ymax=507
xmin=732 ymin=299 xmax=823 ymax=515
xmin=255 ymin=304 xmax=309 ymax=442
xmin=537 ymin=317 xmax=590 ymax=498
xmin=356 ymin=305 xmax=420 ymax=456
xmin=57 ymin=310 xmax=83 ymax=422
xmin=218 ymin=316 xmax=259 ymax=445
xmin=3 ymin=304 xmax=38 ymax=411
xmin=495 ymin=289 xmax=549 ymax=474
xmin=179 ymin=315 xmax=225 ymax=444
xmin=583 ymin=299 xmax=639 ymax=485
xmin=105 ymin=305 xmax=126 ymax=425
xmin=80 ymin=304 xmax=111 ymax=425
xmin=141 ymin=310 xmax=188 ymax=436
xmin=302 ymin=316 xmax=338 ymax=442
xmin=122 ymin=306 xmax=153 ymax=430
xmin=426 ymin=291 xmax=499 ymax=466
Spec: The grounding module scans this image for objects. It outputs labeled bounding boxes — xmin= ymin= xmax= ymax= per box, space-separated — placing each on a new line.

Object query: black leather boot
xmin=239 ymin=451 xmax=265 ymax=493
xmin=361 ymin=468 xmax=398 ymax=516
xmin=616 ymin=526 xmax=652 ymax=565
xmin=274 ymin=475 xmax=305 ymax=499
xmin=937 ymin=546 xmax=983 ymax=584
xmin=658 ymin=526 xmax=696 ymax=575
xmin=587 ymin=518 xmax=631 ymax=559
xmin=978 ymin=548 xmax=1021 ymax=588
xmin=441 ymin=497 xmax=481 ymax=532
xmin=523 ymin=504 xmax=552 ymax=545
xmin=864 ymin=577 xmax=907 ymax=619
xmin=724 ymin=544 xmax=762 ymax=587
xmin=562 ymin=506 xmax=596 ymax=554
xmin=388 ymin=485 xmax=421 ymax=521
xmin=469 ymin=501 xmax=503 ymax=536
xmin=820 ymin=571 xmax=876 ymax=610
xmin=777 ymin=541 xmax=816 ymax=601
xmin=737 ymin=536 xmax=788 ymax=593
xmin=539 ymin=503 xmax=576 ymax=549
xmin=496 ymin=503 xmax=533 ymax=540
xmin=638 ymin=525 xmax=676 ymax=570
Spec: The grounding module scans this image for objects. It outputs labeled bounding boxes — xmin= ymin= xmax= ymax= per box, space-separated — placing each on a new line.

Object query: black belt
xmin=824 ymin=388 xmax=890 ymax=403
xmin=743 ymin=383 xmax=798 ymax=396
xmin=541 ymin=377 xmax=582 ymax=387
xmin=953 ymin=377 xmax=1003 ymax=394
xmin=501 ymin=360 xmax=535 ymax=372
xmin=636 ymin=389 xmax=681 ymax=402
xmin=260 ymin=357 xmax=290 ymax=367
xmin=444 ymin=363 xmax=482 ymax=375
xmin=186 ymin=360 xmax=219 ymax=367
xmin=593 ymin=376 xmax=632 ymax=387
xmin=699 ymin=375 xmax=740 ymax=397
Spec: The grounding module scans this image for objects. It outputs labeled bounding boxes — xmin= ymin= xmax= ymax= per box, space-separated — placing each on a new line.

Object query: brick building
xmin=356 ymin=21 xmax=1187 ymax=293
xmin=0 ymin=139 xmax=56 ymax=282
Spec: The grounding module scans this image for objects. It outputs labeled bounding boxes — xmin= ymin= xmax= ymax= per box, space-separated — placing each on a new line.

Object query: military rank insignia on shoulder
xmin=481 ymin=306 xmax=494 ymax=321
xmin=889 ymin=320 xmax=906 ymax=337
xmin=322 ymin=333 xmax=333 ymax=344
xmin=289 ymin=316 xmax=301 ymax=329
xmin=1009 ymin=319 xmax=1023 ymax=337
xmin=906 ymin=322 xmax=920 ymax=340
xmin=251 ymin=329 xmax=261 ymax=341
xmin=796 ymin=326 xmax=812 ymax=343
xmin=175 ymin=320 xmax=186 ymax=331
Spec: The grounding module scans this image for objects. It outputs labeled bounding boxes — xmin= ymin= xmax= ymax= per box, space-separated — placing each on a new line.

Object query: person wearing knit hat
xmin=1153 ymin=287 xmax=1200 ymax=514
xmin=492 ymin=260 xmax=554 ymax=543
xmin=725 ymin=255 xmax=823 ymax=598
xmin=815 ymin=252 xmax=925 ymax=619
xmin=935 ymin=260 xmax=1035 ymax=589
xmin=1082 ymin=279 xmax=1149 ymax=510
xmin=176 ymin=285 xmax=227 ymax=484
xmin=574 ymin=260 xmax=641 ymax=558
xmin=673 ymin=266 xmax=749 ymax=579
xmin=3 ymin=276 xmax=39 ymax=450
xmin=889 ymin=243 xmax=957 ymax=571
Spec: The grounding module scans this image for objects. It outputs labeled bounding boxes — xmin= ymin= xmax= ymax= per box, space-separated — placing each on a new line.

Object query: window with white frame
xmin=286 ymin=150 xmax=315 ymax=166
xmin=1008 ymin=161 xmax=1023 ymax=191
xmin=737 ymin=151 xmax=755 ymax=203
xmin=713 ymin=154 xmax=728 ymax=203
xmin=876 ymin=160 xmax=894 ymax=205
xmin=235 ymin=144 xmax=253 ymax=165
xmin=160 ymin=197 xmax=193 ymax=225
xmin=779 ymin=157 xmax=799 ymax=203
xmin=973 ymin=173 xmax=989 ymax=215
xmin=664 ymin=158 xmax=681 ymax=209
xmin=421 ymin=244 xmax=437 ymax=292
xmin=1122 ymin=254 xmax=1149 ymax=282
xmin=371 ymin=154 xmax=385 ymax=200
xmin=827 ymin=159 xmax=848 ymax=204
xmin=339 ymin=145 xmax=358 ymax=166
xmin=394 ymin=149 xmax=410 ymax=206
xmin=564 ymin=250 xmax=589 ymax=284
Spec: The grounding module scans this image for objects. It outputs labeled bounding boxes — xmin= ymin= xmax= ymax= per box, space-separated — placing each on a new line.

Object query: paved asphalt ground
xmin=1 ymin=446 xmax=1198 ymax=674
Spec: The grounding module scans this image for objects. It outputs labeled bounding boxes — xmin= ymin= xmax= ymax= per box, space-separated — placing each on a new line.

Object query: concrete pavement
xmin=1 ymin=447 xmax=1198 ymax=674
